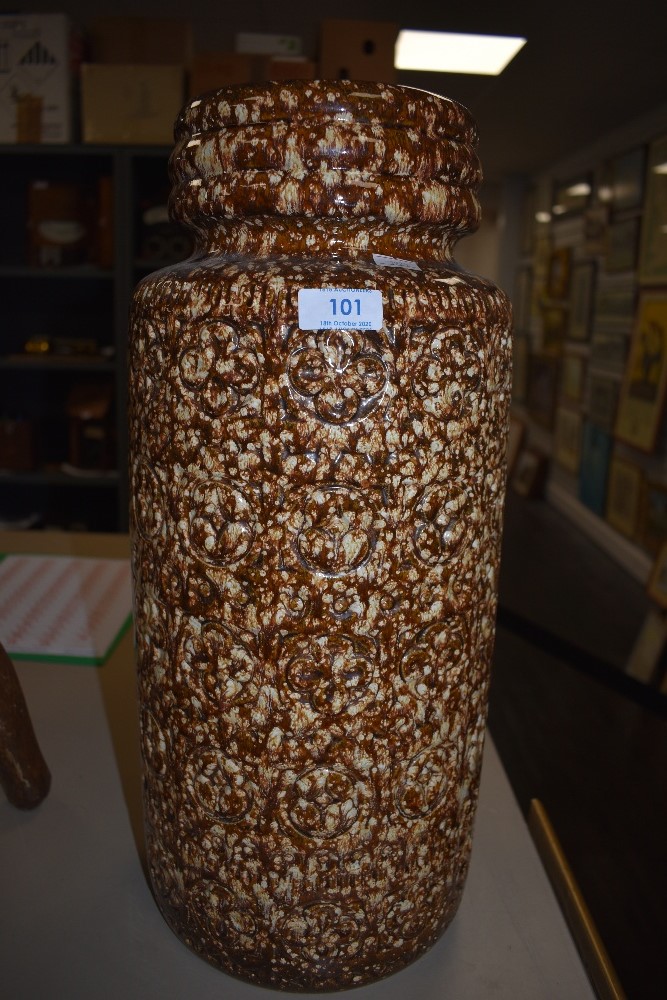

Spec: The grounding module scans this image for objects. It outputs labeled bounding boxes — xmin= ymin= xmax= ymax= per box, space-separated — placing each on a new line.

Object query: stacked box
xmin=319 ymin=20 xmax=398 ymax=83
xmin=81 ymin=17 xmax=192 ymax=145
xmin=0 ymin=13 xmax=73 ymax=143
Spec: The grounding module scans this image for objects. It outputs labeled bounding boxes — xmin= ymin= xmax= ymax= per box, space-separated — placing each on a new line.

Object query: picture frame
xmin=605 ymin=456 xmax=643 ymax=538
xmin=546 ymin=246 xmax=572 ymax=299
xmin=568 ymin=260 xmax=596 ymax=340
xmin=526 ymin=352 xmax=559 ymax=428
xmin=541 ymin=304 xmax=568 ymax=355
xmin=512 ymin=331 xmax=529 ymax=403
xmin=609 ymin=146 xmax=646 ymax=215
xmin=513 ymin=448 xmax=549 ymax=499
xmin=552 ymin=174 xmax=592 ymax=217
xmin=647 ymin=542 xmax=667 ymax=610
xmin=513 ymin=265 xmax=533 ymax=331
xmin=641 ymin=481 xmax=667 ymax=556
xmin=506 ymin=413 xmax=526 ymax=479
xmin=553 ymin=406 xmax=583 ymax=474
xmin=560 ymin=351 xmax=586 ymax=402
xmin=606 ymin=217 xmax=640 ymax=273
xmin=578 ymin=422 xmax=612 ymax=516
xmin=593 ymin=273 xmax=637 ymax=331
xmin=590 ymin=331 xmax=629 ymax=377
xmin=638 ymin=134 xmax=667 ymax=284
xmin=615 ymin=291 xmax=667 ymax=452
xmin=583 ymin=204 xmax=609 ymax=256
xmin=588 ymin=375 xmax=619 ymax=431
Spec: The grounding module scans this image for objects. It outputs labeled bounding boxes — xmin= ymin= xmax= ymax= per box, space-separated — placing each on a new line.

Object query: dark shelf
xmin=0 ymin=265 xmax=114 ymax=280
xmin=0 ymin=468 xmax=119 ymax=488
xmin=0 ymin=355 xmax=115 ymax=372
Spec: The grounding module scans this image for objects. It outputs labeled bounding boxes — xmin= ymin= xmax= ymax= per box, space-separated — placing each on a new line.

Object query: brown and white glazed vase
xmin=128 ymin=80 xmax=512 ymax=991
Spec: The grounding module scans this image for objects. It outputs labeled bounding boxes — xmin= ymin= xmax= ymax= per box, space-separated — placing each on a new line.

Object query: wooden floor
xmin=489 ymin=494 xmax=667 ymax=999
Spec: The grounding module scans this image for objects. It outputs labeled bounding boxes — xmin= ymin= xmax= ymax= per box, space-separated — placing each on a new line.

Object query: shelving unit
xmin=0 ymin=143 xmax=184 ymax=532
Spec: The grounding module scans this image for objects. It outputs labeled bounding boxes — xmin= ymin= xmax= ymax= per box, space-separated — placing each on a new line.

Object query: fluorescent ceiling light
xmin=395 ymin=30 xmax=526 ymax=76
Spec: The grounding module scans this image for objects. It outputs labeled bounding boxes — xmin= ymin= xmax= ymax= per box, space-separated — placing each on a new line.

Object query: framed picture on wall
xmin=512 ymin=332 xmax=530 ymax=403
xmin=588 ymin=374 xmax=619 ymax=431
xmin=641 ymin=481 xmax=667 ymax=556
xmin=561 ymin=351 xmax=586 ymax=402
xmin=513 ymin=266 xmax=533 ymax=331
xmin=569 ymin=260 xmax=596 ymax=340
xmin=606 ymin=456 xmax=643 ymax=538
xmin=513 ymin=448 xmax=549 ymax=498
xmin=546 ymin=246 xmax=572 ymax=299
xmin=647 ymin=542 xmax=667 ymax=610
xmin=579 ymin=422 xmax=612 ymax=516
xmin=507 ymin=413 xmax=526 ymax=479
xmin=606 ymin=217 xmax=640 ymax=273
xmin=552 ymin=175 xmax=592 ymax=217
xmin=638 ymin=135 xmax=667 ymax=284
xmin=526 ymin=352 xmax=559 ymax=427
xmin=553 ymin=406 xmax=583 ymax=474
xmin=615 ymin=291 xmax=667 ymax=451
xmin=610 ymin=146 xmax=646 ymax=214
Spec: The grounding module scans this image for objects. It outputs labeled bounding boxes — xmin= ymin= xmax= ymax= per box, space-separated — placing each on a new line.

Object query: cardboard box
xmin=262 ymin=58 xmax=316 ymax=82
xmin=0 ymin=13 xmax=73 ymax=143
xmin=90 ymin=17 xmax=193 ymax=67
xmin=236 ymin=33 xmax=302 ymax=56
xmin=188 ymin=54 xmax=316 ymax=99
xmin=189 ymin=53 xmax=253 ymax=98
xmin=81 ymin=64 xmax=184 ymax=145
xmin=319 ymin=20 xmax=398 ymax=84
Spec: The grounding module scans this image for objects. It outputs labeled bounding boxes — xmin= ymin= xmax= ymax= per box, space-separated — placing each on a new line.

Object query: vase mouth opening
xmin=168 ymin=80 xmax=482 ymax=239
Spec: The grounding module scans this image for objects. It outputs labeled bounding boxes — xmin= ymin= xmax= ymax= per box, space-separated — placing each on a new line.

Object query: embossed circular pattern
xmin=292 ymin=486 xmax=376 ymax=577
xmin=180 ymin=619 xmax=257 ymax=706
xmin=412 ymin=483 xmax=471 ymax=566
xmin=284 ymin=765 xmax=368 ymax=840
xmin=282 ymin=633 xmax=375 ymax=715
xmin=400 ymin=617 xmax=468 ymax=700
xmin=396 ymin=741 xmax=459 ymax=819
xmin=411 ymin=327 xmax=484 ymax=421
xmin=185 ymin=747 xmax=253 ymax=822
xmin=287 ymin=329 xmax=388 ymax=425
xmin=179 ymin=318 xmax=260 ymax=417
xmin=185 ymin=478 xmax=255 ymax=566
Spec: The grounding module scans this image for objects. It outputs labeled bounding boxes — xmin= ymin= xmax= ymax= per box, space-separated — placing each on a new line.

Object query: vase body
xmin=129 ymin=81 xmax=512 ymax=992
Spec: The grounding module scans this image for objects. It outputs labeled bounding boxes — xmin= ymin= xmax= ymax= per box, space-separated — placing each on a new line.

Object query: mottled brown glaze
xmin=129 ymin=80 xmax=512 ymax=992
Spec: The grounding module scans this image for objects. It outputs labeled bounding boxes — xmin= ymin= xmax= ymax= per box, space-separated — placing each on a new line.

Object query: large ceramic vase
xmin=129 ymin=80 xmax=512 ymax=991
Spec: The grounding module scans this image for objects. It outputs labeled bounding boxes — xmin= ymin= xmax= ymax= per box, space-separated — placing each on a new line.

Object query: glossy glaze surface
xmin=129 ymin=80 xmax=512 ymax=991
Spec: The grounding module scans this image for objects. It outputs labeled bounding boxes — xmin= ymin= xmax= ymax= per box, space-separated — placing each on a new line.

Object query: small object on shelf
xmin=27 ymin=180 xmax=89 ymax=267
xmin=0 ymin=641 xmax=51 ymax=809
xmin=0 ymin=418 xmax=35 ymax=471
xmin=66 ymin=382 xmax=114 ymax=470
xmin=24 ymin=335 xmax=51 ymax=355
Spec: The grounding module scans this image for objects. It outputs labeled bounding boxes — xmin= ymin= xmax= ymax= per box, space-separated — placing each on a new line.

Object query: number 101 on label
xmin=298 ymin=288 xmax=383 ymax=331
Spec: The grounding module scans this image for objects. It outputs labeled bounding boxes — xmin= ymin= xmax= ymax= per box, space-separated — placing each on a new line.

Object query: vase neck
xmin=169 ymin=81 xmax=483 ymax=253
xmin=195 ymin=217 xmax=463 ymax=263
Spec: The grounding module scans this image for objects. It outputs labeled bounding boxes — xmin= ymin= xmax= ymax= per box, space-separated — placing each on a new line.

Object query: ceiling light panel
xmin=395 ymin=30 xmax=526 ymax=76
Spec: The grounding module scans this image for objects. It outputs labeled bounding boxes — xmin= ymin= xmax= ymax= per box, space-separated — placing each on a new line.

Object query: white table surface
xmin=0 ymin=535 xmax=595 ymax=1000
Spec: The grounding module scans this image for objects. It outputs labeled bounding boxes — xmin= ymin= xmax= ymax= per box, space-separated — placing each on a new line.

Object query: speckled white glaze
xmin=129 ymin=80 xmax=512 ymax=992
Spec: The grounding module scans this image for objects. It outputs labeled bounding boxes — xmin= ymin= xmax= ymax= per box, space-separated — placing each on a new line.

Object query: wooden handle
xmin=0 ymin=641 xmax=51 ymax=809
